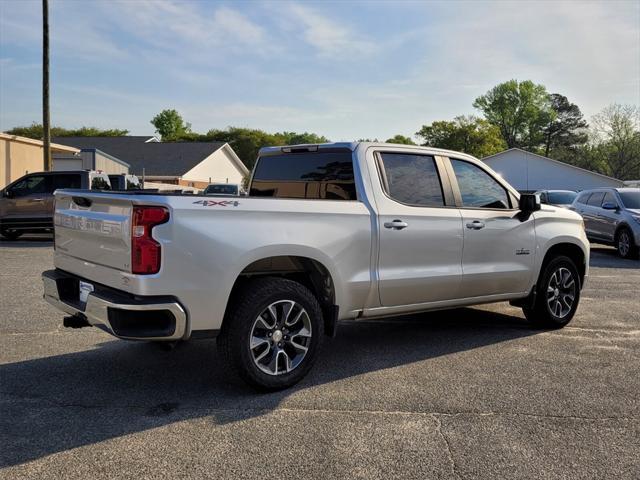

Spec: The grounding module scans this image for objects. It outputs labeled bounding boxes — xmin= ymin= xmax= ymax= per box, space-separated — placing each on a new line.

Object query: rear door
xmin=373 ymin=150 xmax=463 ymax=306
xmin=447 ymin=158 xmax=535 ymax=298
xmin=583 ymin=191 xmax=606 ymax=240
xmin=598 ymin=191 xmax=620 ymax=242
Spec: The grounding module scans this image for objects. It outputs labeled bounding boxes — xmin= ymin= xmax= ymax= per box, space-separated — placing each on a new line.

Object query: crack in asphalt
xmin=433 ymin=414 xmax=463 ymax=480
xmin=2 ymin=391 xmax=637 ymax=422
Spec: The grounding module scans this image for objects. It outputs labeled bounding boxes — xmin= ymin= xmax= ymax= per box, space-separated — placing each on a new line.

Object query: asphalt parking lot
xmin=1 ymin=237 xmax=638 ymax=479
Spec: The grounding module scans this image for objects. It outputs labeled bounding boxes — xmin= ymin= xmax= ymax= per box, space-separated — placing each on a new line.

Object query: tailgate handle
xmin=72 ymin=196 xmax=93 ymax=208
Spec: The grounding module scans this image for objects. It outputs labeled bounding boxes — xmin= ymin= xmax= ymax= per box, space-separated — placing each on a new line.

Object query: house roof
xmin=482 ymin=148 xmax=624 ymax=184
xmin=52 ymin=136 xmax=231 ymax=176
xmin=0 ymin=132 xmax=80 ymax=153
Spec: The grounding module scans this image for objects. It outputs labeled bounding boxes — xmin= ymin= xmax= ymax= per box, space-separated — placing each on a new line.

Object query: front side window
xmin=9 ymin=175 xmax=49 ymax=197
xmin=250 ymin=151 xmax=356 ymax=200
xmin=450 ymin=159 xmax=510 ymax=209
xmin=602 ymin=191 xmax=618 ymax=207
xmin=378 ymin=153 xmax=444 ymax=207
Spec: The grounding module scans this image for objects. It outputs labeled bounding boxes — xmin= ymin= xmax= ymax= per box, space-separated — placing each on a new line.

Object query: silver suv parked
xmin=570 ymin=188 xmax=640 ymax=259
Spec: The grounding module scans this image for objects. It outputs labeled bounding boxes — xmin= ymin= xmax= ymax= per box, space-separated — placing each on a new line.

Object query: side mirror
xmin=3 ymin=190 xmax=12 ymax=199
xmin=519 ymin=193 xmax=541 ymax=213
xmin=602 ymin=202 xmax=618 ymax=210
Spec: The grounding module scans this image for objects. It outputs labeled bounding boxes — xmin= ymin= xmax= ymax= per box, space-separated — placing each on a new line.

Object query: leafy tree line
xmin=5 ymin=123 xmax=129 ymax=138
xmin=6 ymin=80 xmax=639 ymax=179
xmin=410 ymin=80 xmax=639 ymax=180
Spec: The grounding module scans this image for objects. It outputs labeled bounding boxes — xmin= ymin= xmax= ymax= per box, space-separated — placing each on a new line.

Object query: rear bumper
xmin=42 ymin=269 xmax=187 ymax=341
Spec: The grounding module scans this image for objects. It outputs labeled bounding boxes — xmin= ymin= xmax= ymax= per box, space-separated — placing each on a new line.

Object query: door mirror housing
xmin=3 ymin=189 xmax=12 ymax=199
xmin=602 ymin=202 xmax=618 ymax=210
xmin=519 ymin=193 xmax=541 ymax=213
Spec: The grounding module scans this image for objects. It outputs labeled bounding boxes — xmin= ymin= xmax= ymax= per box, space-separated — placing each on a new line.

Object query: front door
xmin=4 ymin=174 xmax=51 ymax=220
xmin=374 ymin=151 xmax=463 ymax=306
xmin=448 ymin=158 xmax=536 ymax=298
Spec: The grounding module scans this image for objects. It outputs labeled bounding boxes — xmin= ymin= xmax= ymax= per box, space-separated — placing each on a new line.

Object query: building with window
xmin=53 ymin=136 xmax=249 ymax=188
xmin=482 ymin=148 xmax=624 ymax=192
xmin=0 ymin=133 xmax=80 ymax=188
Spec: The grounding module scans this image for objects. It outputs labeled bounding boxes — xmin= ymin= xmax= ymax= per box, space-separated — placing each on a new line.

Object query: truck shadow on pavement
xmin=1 ymin=308 xmax=538 ymax=468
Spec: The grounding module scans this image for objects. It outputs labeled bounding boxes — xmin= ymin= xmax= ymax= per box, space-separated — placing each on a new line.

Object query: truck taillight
xmin=131 ymin=206 xmax=169 ymax=274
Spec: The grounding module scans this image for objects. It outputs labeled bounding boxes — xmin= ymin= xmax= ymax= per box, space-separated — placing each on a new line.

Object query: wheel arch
xmin=539 ymin=241 xmax=587 ymax=287
xmin=222 ymin=252 xmax=340 ymax=337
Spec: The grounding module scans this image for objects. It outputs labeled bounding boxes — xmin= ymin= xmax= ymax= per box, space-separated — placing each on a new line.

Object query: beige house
xmin=0 ymin=133 xmax=79 ymax=188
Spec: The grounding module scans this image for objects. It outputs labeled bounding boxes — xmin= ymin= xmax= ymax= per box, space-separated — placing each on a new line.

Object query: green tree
xmin=202 ymin=127 xmax=329 ymax=169
xmin=150 ymin=109 xmax=191 ymax=141
xmin=416 ymin=115 xmax=506 ymax=158
xmin=5 ymin=123 xmax=129 ymax=139
xmin=543 ymin=94 xmax=588 ymax=157
xmin=385 ymin=134 xmax=416 ymax=145
xmin=589 ymin=104 xmax=640 ymax=180
xmin=473 ymin=79 xmax=554 ymax=150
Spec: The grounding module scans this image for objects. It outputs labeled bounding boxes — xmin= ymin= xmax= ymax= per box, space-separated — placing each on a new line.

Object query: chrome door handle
xmin=384 ymin=219 xmax=408 ymax=230
xmin=466 ymin=220 xmax=485 ymax=230
xmin=29 ymin=198 xmax=44 ymax=202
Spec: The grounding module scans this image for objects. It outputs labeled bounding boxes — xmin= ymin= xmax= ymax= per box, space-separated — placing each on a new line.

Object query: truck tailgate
xmin=54 ymin=191 xmax=132 ymax=272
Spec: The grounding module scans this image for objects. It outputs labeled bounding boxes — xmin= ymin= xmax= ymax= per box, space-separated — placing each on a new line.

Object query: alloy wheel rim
xmin=546 ymin=267 xmax=576 ymax=319
xmin=249 ymin=300 xmax=312 ymax=376
xmin=619 ymin=232 xmax=630 ymax=256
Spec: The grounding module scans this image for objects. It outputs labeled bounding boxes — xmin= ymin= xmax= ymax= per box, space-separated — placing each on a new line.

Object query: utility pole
xmin=42 ymin=0 xmax=51 ymax=171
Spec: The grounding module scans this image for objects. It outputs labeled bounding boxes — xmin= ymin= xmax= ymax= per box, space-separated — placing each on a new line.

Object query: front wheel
xmin=217 ymin=277 xmax=324 ymax=391
xmin=616 ymin=227 xmax=638 ymax=259
xmin=523 ymin=255 xmax=581 ymax=329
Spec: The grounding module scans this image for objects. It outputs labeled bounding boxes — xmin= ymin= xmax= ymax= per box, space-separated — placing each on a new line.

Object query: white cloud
xmin=282 ymin=3 xmax=375 ymax=57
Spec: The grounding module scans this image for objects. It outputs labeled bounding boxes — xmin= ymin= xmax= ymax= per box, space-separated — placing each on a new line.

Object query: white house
xmin=53 ymin=136 xmax=249 ymax=188
xmin=482 ymin=148 xmax=624 ymax=191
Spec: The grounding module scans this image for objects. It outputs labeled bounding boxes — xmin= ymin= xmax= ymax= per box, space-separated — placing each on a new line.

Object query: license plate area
xmin=79 ymin=281 xmax=94 ymax=305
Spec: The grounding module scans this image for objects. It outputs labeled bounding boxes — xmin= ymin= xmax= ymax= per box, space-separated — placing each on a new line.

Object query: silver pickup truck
xmin=42 ymin=142 xmax=589 ymax=390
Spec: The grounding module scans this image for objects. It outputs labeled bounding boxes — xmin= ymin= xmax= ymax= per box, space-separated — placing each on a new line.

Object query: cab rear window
xmin=250 ymin=151 xmax=356 ymax=200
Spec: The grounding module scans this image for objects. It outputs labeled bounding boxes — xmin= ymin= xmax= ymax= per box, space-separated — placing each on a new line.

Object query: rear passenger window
xmin=91 ymin=175 xmax=111 ymax=190
xmin=250 ymin=151 xmax=356 ymax=200
xmin=576 ymin=192 xmax=591 ymax=204
xmin=587 ymin=192 xmax=605 ymax=206
xmin=378 ymin=153 xmax=444 ymax=206
xmin=53 ymin=174 xmax=81 ymax=189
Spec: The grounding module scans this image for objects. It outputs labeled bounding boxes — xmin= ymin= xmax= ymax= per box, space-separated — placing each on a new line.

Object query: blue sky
xmin=1 ymin=0 xmax=638 ymax=141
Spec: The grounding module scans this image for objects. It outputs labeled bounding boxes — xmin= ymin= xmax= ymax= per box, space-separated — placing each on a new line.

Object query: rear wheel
xmin=616 ymin=227 xmax=638 ymax=259
xmin=0 ymin=228 xmax=22 ymax=240
xmin=523 ymin=255 xmax=581 ymax=328
xmin=217 ymin=277 xmax=324 ymax=391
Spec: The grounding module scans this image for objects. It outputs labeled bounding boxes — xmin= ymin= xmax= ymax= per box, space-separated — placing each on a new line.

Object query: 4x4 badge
xmin=516 ymin=248 xmax=530 ymax=255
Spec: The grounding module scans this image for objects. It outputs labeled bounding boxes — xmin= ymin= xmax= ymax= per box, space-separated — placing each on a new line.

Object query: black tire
xmin=523 ymin=255 xmax=581 ymax=329
xmin=615 ymin=227 xmax=638 ymax=259
xmin=217 ymin=277 xmax=324 ymax=391
xmin=0 ymin=228 xmax=22 ymax=240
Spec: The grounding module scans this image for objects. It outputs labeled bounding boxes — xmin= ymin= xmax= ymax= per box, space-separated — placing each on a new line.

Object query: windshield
xmin=205 ymin=184 xmax=238 ymax=195
xmin=619 ymin=191 xmax=640 ymax=209
xmin=547 ymin=191 xmax=577 ymax=204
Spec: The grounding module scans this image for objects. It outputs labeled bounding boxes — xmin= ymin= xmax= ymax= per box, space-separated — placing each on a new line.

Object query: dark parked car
xmin=569 ymin=187 xmax=640 ymax=259
xmin=536 ymin=190 xmax=577 ymax=208
xmin=203 ymin=183 xmax=240 ymax=196
xmin=0 ymin=170 xmax=112 ymax=240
